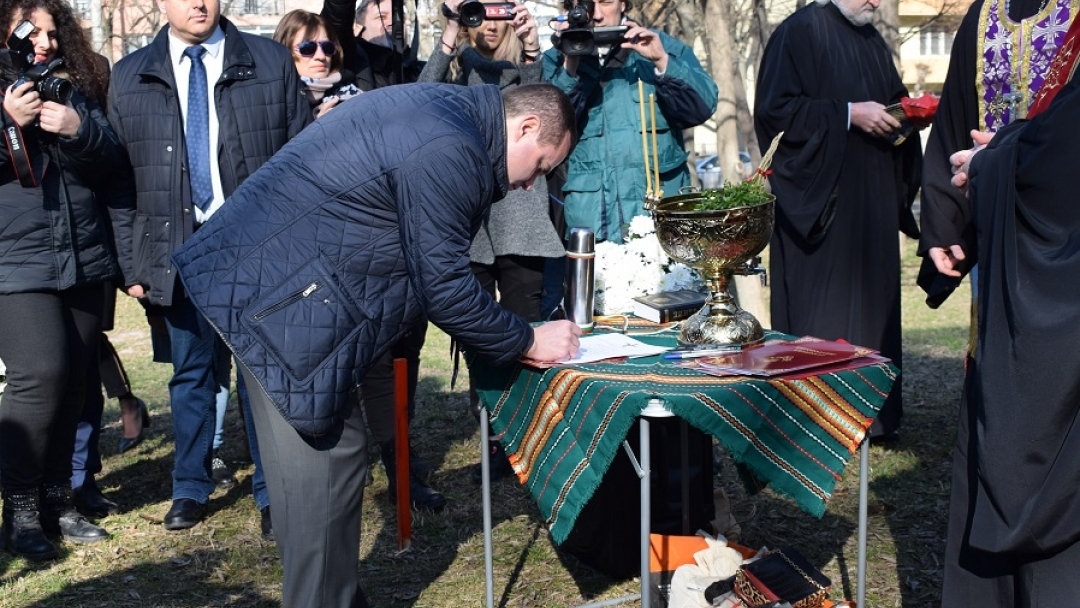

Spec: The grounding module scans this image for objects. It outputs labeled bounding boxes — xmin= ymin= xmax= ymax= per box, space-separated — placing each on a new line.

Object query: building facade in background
xmin=899 ymin=0 xmax=975 ymax=95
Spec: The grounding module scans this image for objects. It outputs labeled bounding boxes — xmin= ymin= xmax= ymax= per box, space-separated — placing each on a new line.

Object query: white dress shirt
xmin=169 ymin=26 xmax=227 ymax=224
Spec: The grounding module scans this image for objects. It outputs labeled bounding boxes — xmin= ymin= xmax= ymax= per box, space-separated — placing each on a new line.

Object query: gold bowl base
xmin=677 ymin=301 xmax=764 ymax=347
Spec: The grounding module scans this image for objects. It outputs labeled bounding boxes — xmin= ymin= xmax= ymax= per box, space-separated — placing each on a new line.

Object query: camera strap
xmin=3 ymin=118 xmax=38 ymax=188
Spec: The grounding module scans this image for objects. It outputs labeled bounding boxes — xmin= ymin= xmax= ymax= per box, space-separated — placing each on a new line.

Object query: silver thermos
xmin=565 ymin=227 xmax=595 ymax=332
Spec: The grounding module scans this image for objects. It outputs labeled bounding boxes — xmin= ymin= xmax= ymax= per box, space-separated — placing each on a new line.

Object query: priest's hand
xmin=949 ymin=130 xmax=995 ymax=194
xmin=525 ymin=320 xmax=582 ymax=363
xmin=850 ymin=101 xmax=900 ymax=138
xmin=928 ymin=245 xmax=966 ymax=278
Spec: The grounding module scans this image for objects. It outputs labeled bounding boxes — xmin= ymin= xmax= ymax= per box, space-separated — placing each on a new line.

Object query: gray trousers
xmin=240 ymin=365 xmax=369 ymax=608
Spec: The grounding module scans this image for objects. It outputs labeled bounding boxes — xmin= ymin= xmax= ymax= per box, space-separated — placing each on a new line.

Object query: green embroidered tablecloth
xmin=471 ymin=330 xmax=897 ymax=545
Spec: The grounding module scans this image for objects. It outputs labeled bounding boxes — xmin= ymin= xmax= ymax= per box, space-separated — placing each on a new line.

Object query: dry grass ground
xmin=0 ymin=237 xmax=969 ymax=607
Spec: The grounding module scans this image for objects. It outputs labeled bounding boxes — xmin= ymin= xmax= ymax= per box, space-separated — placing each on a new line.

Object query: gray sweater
xmin=419 ymin=47 xmax=565 ymax=264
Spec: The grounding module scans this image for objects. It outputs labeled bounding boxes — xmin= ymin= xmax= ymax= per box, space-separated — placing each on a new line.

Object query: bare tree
xmin=101 ymin=0 xmax=165 ymax=59
xmin=874 ymin=0 xmax=902 ymax=66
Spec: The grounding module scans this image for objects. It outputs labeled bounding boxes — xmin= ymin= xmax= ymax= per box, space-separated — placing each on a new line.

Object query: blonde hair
xmin=443 ymin=16 xmax=524 ymax=81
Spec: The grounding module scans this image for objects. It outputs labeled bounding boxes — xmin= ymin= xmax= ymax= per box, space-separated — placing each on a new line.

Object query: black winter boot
xmin=407 ymin=446 xmax=435 ymax=482
xmin=1 ymin=489 xmax=58 ymax=560
xmin=41 ymin=484 xmax=108 ymax=544
xmin=381 ymin=443 xmax=446 ymax=513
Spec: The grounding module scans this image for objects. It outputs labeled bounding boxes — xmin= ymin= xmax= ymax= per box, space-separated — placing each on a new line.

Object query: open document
xmin=522 ymin=333 xmax=671 ymax=368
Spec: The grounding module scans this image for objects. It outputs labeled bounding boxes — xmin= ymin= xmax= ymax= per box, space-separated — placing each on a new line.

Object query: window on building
xmin=919 ymin=27 xmax=955 ymax=56
xmin=73 ymin=0 xmax=91 ymax=19
xmin=223 ymin=0 xmax=284 ymax=16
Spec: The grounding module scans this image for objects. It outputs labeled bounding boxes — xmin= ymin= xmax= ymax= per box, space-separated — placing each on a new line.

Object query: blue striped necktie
xmin=183 ymin=45 xmax=212 ymax=213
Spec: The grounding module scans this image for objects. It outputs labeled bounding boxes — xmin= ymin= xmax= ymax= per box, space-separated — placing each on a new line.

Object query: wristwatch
xmin=440 ymin=2 xmax=459 ymax=21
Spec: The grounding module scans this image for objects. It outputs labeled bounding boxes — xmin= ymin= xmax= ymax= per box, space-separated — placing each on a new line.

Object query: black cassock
xmin=916 ymin=0 xmax=1049 ymax=306
xmin=754 ymin=2 xmax=921 ymax=436
xmin=939 ymin=67 xmax=1080 ymax=607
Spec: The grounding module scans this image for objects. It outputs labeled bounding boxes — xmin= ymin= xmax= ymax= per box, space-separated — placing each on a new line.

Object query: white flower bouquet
xmin=593 ymin=215 xmax=705 ymax=315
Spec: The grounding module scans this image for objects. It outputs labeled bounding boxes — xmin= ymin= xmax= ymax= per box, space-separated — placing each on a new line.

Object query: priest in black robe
xmin=917 ymin=0 xmax=1071 ymax=306
xmin=754 ymin=0 xmax=921 ymax=438
xmin=940 ymin=57 xmax=1080 ymax=606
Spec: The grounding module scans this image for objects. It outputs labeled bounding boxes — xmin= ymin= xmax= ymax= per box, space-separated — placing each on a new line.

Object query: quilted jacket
xmin=542 ymin=31 xmax=718 ymax=243
xmin=0 ymin=87 xmax=128 ymax=294
xmin=418 ymin=47 xmax=565 ymax=265
xmin=173 ymin=84 xmax=533 ymax=436
xmin=107 ymin=18 xmax=312 ymax=306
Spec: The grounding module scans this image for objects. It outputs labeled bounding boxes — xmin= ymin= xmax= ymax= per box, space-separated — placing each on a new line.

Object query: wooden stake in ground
xmin=394 ymin=357 xmax=411 ymax=550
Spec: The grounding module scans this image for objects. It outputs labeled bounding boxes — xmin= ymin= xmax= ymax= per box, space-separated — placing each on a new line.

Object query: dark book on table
xmin=632 ymin=290 xmax=707 ymax=323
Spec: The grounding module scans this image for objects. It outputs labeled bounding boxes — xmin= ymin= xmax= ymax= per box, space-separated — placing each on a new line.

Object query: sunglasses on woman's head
xmin=295 ymin=40 xmax=337 ymax=57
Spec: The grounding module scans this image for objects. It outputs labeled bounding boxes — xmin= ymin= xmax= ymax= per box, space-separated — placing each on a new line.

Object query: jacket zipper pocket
xmin=252 ymin=282 xmax=319 ymax=321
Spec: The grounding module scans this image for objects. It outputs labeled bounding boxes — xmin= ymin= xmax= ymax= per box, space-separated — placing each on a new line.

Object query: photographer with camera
xmin=422 ymin=0 xmax=567 ymax=484
xmin=542 ymin=0 xmax=717 ymax=244
xmin=0 ymin=0 xmax=133 ymax=560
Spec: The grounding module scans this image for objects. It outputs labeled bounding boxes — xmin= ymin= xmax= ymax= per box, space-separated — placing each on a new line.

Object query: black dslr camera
xmin=456 ymin=1 xmax=515 ymax=28
xmin=0 ymin=20 xmax=72 ymax=103
xmin=551 ymin=0 xmax=628 ymax=56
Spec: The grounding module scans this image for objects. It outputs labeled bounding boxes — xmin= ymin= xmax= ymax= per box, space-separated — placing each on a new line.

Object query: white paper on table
xmin=564 ymin=333 xmax=672 ymax=365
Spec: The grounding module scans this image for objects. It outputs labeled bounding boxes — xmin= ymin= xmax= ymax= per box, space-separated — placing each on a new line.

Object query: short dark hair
xmin=502 ymin=84 xmax=578 ymax=149
xmin=273 ymin=10 xmax=344 ymax=73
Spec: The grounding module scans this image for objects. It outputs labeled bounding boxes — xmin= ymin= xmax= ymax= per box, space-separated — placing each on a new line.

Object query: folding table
xmin=472 ymin=331 xmax=892 ymax=607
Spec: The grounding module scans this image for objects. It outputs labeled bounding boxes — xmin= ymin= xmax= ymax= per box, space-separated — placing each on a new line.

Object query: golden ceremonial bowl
xmin=648 ymin=191 xmax=775 ymax=347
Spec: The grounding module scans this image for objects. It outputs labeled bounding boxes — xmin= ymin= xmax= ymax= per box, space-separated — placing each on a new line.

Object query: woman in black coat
xmin=0 ymin=0 xmax=131 ymax=560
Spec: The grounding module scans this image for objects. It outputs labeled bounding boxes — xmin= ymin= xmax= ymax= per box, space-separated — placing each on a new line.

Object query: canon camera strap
xmin=3 ymin=117 xmax=38 ymax=187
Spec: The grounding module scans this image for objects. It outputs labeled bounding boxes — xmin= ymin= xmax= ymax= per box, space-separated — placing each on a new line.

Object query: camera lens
xmin=39 ymin=75 xmax=72 ymax=104
xmin=560 ymin=28 xmax=595 ymax=56
xmin=458 ymin=0 xmax=485 ymax=28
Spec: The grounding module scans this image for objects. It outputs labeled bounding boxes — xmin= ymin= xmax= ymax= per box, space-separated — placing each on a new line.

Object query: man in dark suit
xmin=107 ymin=0 xmax=311 ymax=531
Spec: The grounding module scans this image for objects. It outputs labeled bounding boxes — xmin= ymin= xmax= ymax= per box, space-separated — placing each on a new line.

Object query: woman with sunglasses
xmin=0 ymin=0 xmax=131 ymax=559
xmin=421 ymin=0 xmax=566 ymax=481
xmin=274 ymin=11 xmax=361 ymax=119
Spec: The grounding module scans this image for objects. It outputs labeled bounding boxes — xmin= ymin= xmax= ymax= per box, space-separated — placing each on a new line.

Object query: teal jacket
xmin=543 ymin=31 xmax=718 ymax=242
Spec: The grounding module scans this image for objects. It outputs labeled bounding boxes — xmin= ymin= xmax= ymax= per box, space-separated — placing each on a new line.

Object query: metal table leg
xmin=480 ymin=400 xmax=675 ymax=608
xmin=857 ymin=438 xmax=868 ymax=608
xmin=482 ymin=411 xmax=495 ymax=608
xmin=640 ymin=416 xmax=651 ymax=608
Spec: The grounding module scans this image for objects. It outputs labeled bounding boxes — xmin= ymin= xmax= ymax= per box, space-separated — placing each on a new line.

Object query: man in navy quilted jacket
xmin=172 ymin=82 xmax=581 ymax=607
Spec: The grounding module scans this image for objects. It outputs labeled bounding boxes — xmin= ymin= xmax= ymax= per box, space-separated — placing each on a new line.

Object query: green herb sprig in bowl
xmin=696 ymin=179 xmax=771 ymax=211
xmin=693 ymin=131 xmax=783 ymax=212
